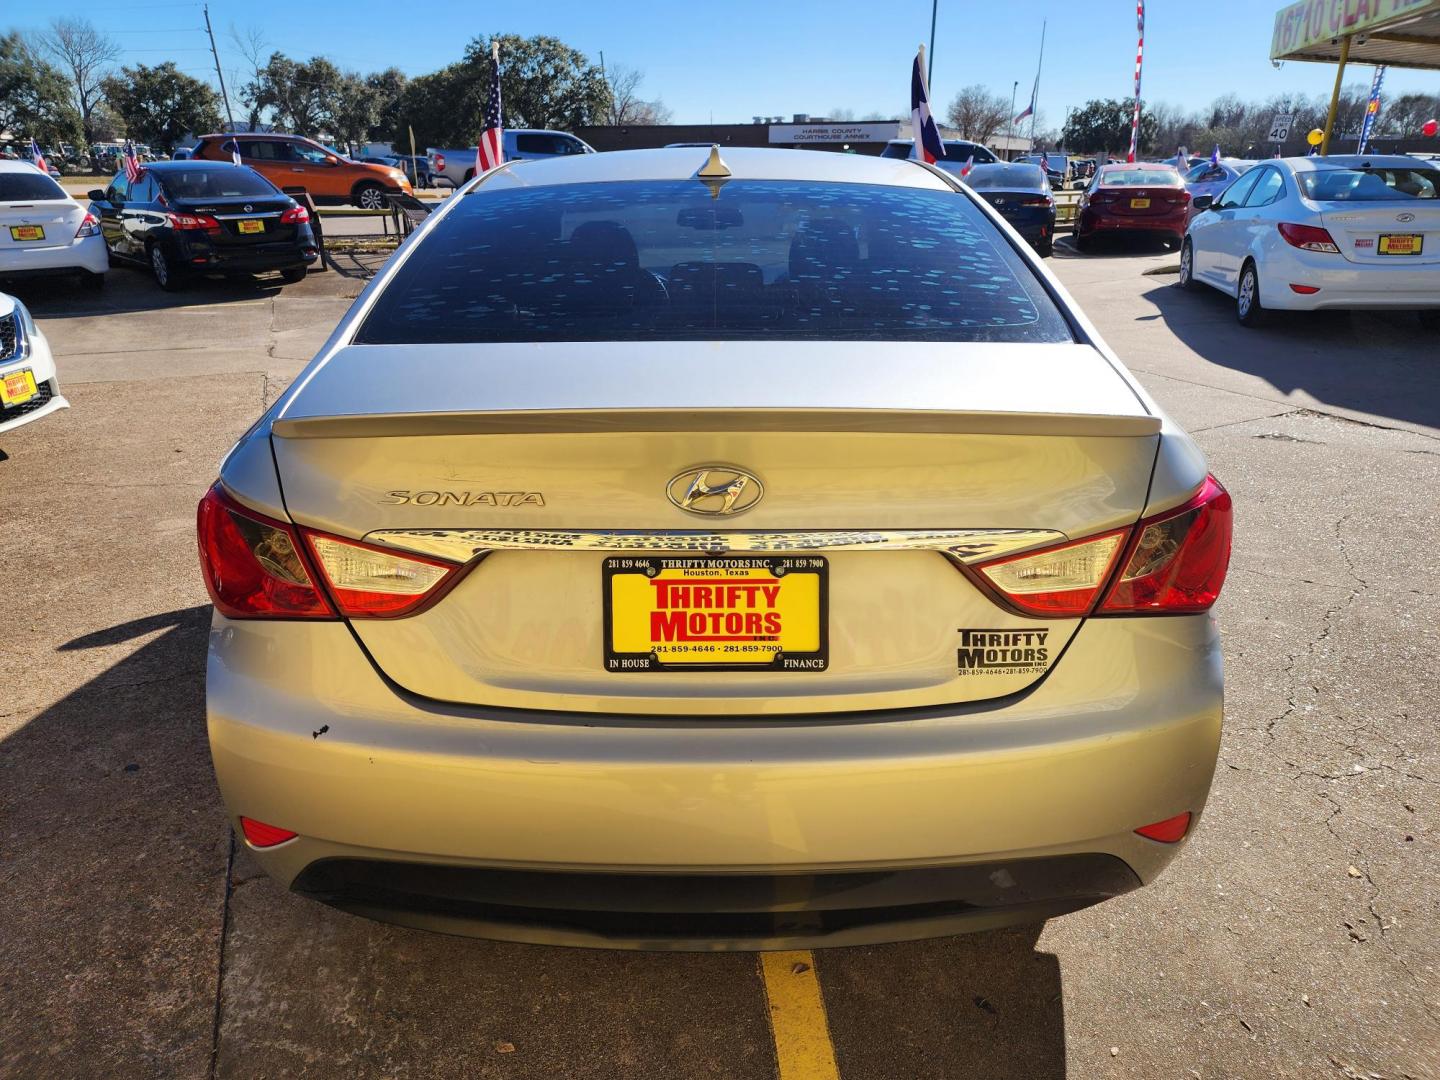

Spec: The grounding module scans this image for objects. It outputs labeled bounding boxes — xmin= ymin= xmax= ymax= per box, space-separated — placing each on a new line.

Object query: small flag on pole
xmin=1014 ymin=76 xmax=1037 ymax=125
xmin=29 ymin=137 xmax=48 ymax=174
xmin=1211 ymin=144 xmax=1221 ymax=165
xmin=960 ymin=153 xmax=975 ymax=178
xmin=476 ymin=40 xmax=505 ymax=176
xmin=222 ymin=138 xmax=242 ymax=165
xmin=123 ymin=140 xmax=143 ymax=183
xmin=910 ymin=46 xmax=946 ymax=165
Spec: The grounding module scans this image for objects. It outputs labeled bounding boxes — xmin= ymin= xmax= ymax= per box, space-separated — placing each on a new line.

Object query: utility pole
xmin=927 ymin=0 xmax=939 ymax=85
xmin=202 ymin=5 xmax=235 ymax=132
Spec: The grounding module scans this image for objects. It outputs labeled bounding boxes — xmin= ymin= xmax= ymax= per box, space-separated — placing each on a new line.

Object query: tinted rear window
xmin=158 ymin=168 xmax=279 ymax=199
xmin=356 ymin=179 xmax=1072 ymax=345
xmin=0 ymin=171 xmax=67 ymax=201
xmin=964 ymin=165 xmax=1047 ymax=190
xmin=1100 ymin=169 xmax=1181 ymax=188
xmin=1298 ymin=167 xmax=1439 ymax=201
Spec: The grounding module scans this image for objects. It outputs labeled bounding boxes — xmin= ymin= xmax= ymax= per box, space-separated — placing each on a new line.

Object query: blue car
xmin=1182 ymin=159 xmax=1257 ymax=212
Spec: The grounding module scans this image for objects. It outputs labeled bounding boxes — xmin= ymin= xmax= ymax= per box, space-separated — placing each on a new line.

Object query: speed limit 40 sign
xmin=1268 ymin=114 xmax=1295 ymax=142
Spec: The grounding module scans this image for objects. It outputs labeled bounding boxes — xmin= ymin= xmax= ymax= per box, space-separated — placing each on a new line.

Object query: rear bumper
xmin=207 ymin=613 xmax=1224 ymax=948
xmin=171 ymin=231 xmax=318 ymax=273
xmin=1257 ymin=251 xmax=1440 ymax=310
xmin=0 ymin=234 xmax=108 ymax=277
xmin=1078 ymin=210 xmax=1187 ymax=237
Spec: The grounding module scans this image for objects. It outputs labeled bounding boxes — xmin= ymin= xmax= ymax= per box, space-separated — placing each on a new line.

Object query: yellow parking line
xmin=759 ymin=951 xmax=841 ymax=1080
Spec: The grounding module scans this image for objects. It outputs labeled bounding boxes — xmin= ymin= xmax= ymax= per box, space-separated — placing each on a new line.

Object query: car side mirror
xmin=88 ymin=189 xmax=108 ymax=203
xmin=325 ymin=156 xmax=340 ymax=166
xmin=1192 ymin=194 xmax=1214 ymax=211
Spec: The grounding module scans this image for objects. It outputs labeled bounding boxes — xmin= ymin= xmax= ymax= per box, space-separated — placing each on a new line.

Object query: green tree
xmin=102 ymin=62 xmax=221 ymax=151
xmin=399 ymin=33 xmax=610 ymax=148
xmin=243 ymin=53 xmax=342 ymax=135
xmin=365 ymin=67 xmax=409 ymax=144
xmin=328 ymin=70 xmax=379 ymax=151
xmin=1062 ymin=98 xmax=1158 ymax=156
xmin=0 ymin=32 xmax=83 ymax=148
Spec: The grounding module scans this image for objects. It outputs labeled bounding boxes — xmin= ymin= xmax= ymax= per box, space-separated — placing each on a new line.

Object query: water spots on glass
xmin=357 ymin=180 xmax=1071 ymax=345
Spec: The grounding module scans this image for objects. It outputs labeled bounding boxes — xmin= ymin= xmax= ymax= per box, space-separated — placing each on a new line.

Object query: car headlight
xmin=4 ymin=298 xmax=34 ymax=360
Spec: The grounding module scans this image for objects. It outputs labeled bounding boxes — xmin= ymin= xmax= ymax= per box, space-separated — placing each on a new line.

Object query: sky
xmin=15 ymin=0 xmax=1440 ymax=127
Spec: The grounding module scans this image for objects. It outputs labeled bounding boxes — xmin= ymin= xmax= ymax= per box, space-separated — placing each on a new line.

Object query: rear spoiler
xmin=270 ymin=408 xmax=1161 ymax=439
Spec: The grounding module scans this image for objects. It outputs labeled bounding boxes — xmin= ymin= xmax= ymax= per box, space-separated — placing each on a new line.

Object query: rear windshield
xmin=0 ymin=171 xmax=67 ymax=201
xmin=355 ymin=179 xmax=1072 ymax=345
xmin=964 ymin=165 xmax=1047 ymax=190
xmin=158 ymin=168 xmax=279 ymax=199
xmin=1298 ymin=166 xmax=1440 ymax=201
xmin=943 ymin=143 xmax=998 ymax=164
xmin=1100 ymin=169 xmax=1180 ymax=188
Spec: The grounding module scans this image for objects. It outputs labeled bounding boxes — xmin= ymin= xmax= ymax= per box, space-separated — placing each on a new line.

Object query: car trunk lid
xmin=268 ymin=341 xmax=1160 ymax=715
xmin=0 ymin=198 xmax=85 ymax=252
xmin=1092 ymin=186 xmax=1186 ymax=217
xmin=175 ymin=195 xmax=298 ymax=244
xmin=1317 ymin=202 xmax=1440 ymax=264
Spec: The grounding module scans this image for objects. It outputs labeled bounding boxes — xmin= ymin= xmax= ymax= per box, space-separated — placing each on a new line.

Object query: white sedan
xmin=1178 ymin=155 xmax=1440 ymax=327
xmin=0 ymin=160 xmax=107 ymax=290
xmin=0 ymin=292 xmax=69 ymax=436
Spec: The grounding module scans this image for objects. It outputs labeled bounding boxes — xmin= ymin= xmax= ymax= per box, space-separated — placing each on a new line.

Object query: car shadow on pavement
xmin=3 ymin=605 xmax=1064 ymax=1079
xmin=3 ymin=267 xmax=294 ymax=320
xmin=1054 ymin=234 xmax=1177 ymax=259
xmin=1143 ymin=279 xmax=1440 ymax=432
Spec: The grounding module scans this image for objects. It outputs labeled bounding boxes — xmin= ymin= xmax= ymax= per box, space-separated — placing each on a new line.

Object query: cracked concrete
xmin=0 ymin=244 xmax=1435 ymax=1079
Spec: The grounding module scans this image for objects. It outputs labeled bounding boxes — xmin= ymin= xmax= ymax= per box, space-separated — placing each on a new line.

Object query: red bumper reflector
xmin=240 ymin=817 xmax=298 ymax=847
xmin=1135 ymin=812 xmax=1192 ymax=843
xmin=1289 ymin=284 xmax=1320 ymax=294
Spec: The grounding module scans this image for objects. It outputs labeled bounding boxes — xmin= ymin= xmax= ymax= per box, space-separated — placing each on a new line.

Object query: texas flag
xmin=29 ymin=137 xmax=47 ymax=174
xmin=910 ymin=48 xmax=946 ymax=165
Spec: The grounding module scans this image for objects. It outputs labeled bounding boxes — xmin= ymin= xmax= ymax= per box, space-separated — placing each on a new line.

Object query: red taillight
xmin=196 ymin=483 xmax=335 ymax=619
xmin=240 ymin=817 xmax=298 ymax=847
xmin=300 ymin=530 xmax=460 ymax=618
xmin=1018 ymin=195 xmax=1054 ymax=207
xmin=970 ymin=474 xmax=1232 ymax=618
xmin=279 ymin=204 xmax=310 ymax=224
xmin=1098 ymin=475 xmax=1232 ymax=614
xmin=1277 ymin=222 xmax=1340 ymax=253
xmin=168 ymin=211 xmax=221 ymax=234
xmin=973 ymin=529 xmax=1129 ymax=617
xmin=1135 ymin=812 xmax=1192 ymax=843
xmin=432 ymin=153 xmax=446 ymax=171
xmin=74 ymin=211 xmax=100 ymax=238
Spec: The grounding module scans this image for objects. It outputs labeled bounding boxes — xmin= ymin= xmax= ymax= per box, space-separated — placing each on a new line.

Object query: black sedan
xmin=88 ymin=161 xmax=318 ymax=291
xmin=961 ymin=163 xmax=1056 ymax=257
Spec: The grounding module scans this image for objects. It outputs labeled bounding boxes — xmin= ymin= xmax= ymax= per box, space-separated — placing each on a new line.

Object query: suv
xmin=881 ymin=139 xmax=999 ymax=166
xmin=428 ymin=129 xmax=595 ymax=187
xmin=191 ymin=133 xmax=413 ymax=210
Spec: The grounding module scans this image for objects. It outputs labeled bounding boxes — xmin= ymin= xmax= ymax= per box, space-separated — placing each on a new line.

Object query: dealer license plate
xmin=1 ymin=368 xmax=38 ymax=407
xmin=9 ymin=225 xmax=44 ymax=242
xmin=237 ymin=219 xmax=264 ymax=234
xmin=1130 ymin=197 xmax=1150 ymax=209
xmin=603 ymin=555 xmax=827 ymax=672
xmin=1378 ymin=234 xmax=1422 ymax=255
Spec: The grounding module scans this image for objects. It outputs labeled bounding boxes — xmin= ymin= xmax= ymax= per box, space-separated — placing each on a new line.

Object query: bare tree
xmin=40 ymin=17 xmax=119 ymax=144
xmin=604 ymin=62 xmax=671 ymax=125
xmin=828 ymin=107 xmax=856 ymax=121
xmin=229 ymin=24 xmax=271 ymax=130
xmin=945 ymin=84 xmax=1009 ymax=143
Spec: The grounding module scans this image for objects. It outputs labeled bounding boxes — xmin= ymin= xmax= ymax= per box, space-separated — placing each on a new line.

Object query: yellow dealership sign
xmin=1272 ymin=0 xmax=1440 ymax=59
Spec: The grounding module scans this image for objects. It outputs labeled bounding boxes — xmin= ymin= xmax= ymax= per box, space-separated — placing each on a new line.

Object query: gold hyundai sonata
xmin=199 ymin=147 xmax=1231 ymax=949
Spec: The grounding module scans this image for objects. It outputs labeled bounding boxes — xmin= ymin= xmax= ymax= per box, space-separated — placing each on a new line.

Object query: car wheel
xmin=463 ymin=168 xmax=476 ymax=184
xmin=79 ymin=271 xmax=105 ymax=291
xmin=354 ymin=182 xmax=387 ymax=211
xmin=1074 ymin=231 xmax=1093 ymax=253
xmin=280 ymin=266 xmax=306 ymax=284
xmin=1236 ymin=260 xmax=1266 ymax=327
xmin=1036 ymin=239 xmax=1053 ymax=258
xmin=1177 ymin=239 xmax=1199 ymax=290
xmin=149 ymin=244 xmax=185 ymax=292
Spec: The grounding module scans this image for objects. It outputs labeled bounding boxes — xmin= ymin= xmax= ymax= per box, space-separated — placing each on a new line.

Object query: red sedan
xmin=1074 ymin=163 xmax=1190 ymax=252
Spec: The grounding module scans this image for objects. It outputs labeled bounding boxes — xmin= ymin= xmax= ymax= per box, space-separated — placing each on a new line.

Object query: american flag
xmin=123 ymin=140 xmax=143 ymax=183
xmin=476 ymin=40 xmax=504 ymax=175
xmin=29 ymin=137 xmax=47 ymax=174
xmin=909 ymin=46 xmax=945 ymax=165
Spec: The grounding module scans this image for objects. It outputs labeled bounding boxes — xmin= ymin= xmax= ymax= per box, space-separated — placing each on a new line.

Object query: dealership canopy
xmin=1272 ymin=0 xmax=1440 ymax=70
xmin=1271 ymin=0 xmax=1440 ymax=153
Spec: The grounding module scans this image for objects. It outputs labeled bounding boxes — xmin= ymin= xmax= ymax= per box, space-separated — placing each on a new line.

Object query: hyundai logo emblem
xmin=666 ymin=466 xmax=764 ymax=516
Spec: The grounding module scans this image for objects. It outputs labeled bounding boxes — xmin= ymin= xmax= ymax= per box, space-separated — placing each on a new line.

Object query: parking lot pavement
xmin=2 ymin=255 xmax=1436 ymax=1079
